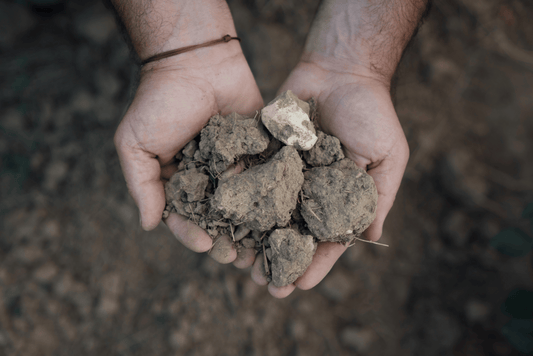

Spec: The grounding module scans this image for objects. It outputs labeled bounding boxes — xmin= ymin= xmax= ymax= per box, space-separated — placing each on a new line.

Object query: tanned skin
xmin=111 ymin=0 xmax=430 ymax=298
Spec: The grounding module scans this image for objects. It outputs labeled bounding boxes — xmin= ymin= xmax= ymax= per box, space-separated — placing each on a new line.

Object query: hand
xmin=114 ymin=43 xmax=264 ymax=253
xmin=251 ymin=60 xmax=409 ymax=298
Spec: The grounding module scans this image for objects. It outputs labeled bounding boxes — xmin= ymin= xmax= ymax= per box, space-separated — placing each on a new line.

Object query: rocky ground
xmin=0 ymin=0 xmax=532 ymax=355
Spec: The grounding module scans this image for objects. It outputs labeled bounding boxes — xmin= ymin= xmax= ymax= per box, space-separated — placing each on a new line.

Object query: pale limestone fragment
xmin=261 ymin=90 xmax=318 ymax=151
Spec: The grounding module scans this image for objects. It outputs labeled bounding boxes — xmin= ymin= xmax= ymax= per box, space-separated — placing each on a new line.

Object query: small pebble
xmin=213 ymin=221 xmax=229 ymax=228
xmin=207 ymin=228 xmax=219 ymax=238
xmin=219 ymin=164 xmax=238 ymax=181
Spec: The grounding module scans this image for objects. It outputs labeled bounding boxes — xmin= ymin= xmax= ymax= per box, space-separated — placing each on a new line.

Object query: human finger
xmin=115 ymin=136 xmax=166 ymax=231
xmin=362 ymin=140 xmax=409 ymax=241
xmin=208 ymin=234 xmax=237 ymax=264
xmin=268 ymin=283 xmax=296 ymax=299
xmin=233 ymin=248 xmax=256 ymax=269
xmin=251 ymin=253 xmax=268 ymax=286
xmin=295 ymin=242 xmax=347 ymax=290
xmin=164 ymin=212 xmax=213 ymax=252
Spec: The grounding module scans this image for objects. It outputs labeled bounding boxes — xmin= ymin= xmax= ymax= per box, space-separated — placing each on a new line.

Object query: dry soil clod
xmin=269 ymin=229 xmax=317 ymax=287
xmin=211 ymin=146 xmax=304 ymax=231
xmin=300 ymin=159 xmax=378 ymax=243
xmin=164 ymin=167 xmax=210 ymax=216
xmin=303 ymin=130 xmax=345 ymax=166
xmin=199 ymin=112 xmax=270 ymax=173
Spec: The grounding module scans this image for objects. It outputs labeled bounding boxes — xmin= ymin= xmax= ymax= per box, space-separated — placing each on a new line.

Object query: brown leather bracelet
xmin=141 ymin=34 xmax=241 ymax=66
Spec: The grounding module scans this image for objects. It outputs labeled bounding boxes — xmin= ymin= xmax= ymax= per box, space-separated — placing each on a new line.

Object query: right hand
xmin=114 ymin=41 xmax=263 ymax=253
xmin=252 ymin=60 xmax=410 ymax=298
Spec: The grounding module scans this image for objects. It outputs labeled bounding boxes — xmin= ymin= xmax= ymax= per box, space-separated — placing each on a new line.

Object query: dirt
xmin=164 ymin=168 xmax=210 ymax=209
xmin=164 ymin=91 xmax=378 ymax=286
xmin=269 ymin=229 xmax=317 ymax=287
xmin=301 ymin=159 xmax=378 ymax=243
xmin=303 ymin=130 xmax=345 ymax=166
xmin=213 ymin=145 xmax=304 ymax=231
xmin=198 ymin=112 xmax=270 ymax=173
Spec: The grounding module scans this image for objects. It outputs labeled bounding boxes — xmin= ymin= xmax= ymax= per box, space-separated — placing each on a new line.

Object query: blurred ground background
xmin=1 ymin=0 xmax=533 ymax=355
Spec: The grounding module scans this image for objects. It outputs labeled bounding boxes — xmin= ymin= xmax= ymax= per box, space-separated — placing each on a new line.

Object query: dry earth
xmin=0 ymin=0 xmax=532 ymax=355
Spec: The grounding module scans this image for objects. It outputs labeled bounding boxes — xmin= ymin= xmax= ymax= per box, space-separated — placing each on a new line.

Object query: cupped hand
xmin=114 ymin=45 xmax=264 ymax=253
xmin=253 ymin=61 xmax=409 ymax=298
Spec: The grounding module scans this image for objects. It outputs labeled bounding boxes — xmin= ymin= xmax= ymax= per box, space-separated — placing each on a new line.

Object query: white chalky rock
xmin=261 ymin=90 xmax=318 ymax=151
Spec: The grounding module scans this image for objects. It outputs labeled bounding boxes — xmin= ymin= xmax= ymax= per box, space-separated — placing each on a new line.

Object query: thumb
xmin=115 ymin=130 xmax=165 ymax=231
xmin=277 ymin=62 xmax=325 ymax=100
xmin=358 ymin=144 xmax=409 ymax=242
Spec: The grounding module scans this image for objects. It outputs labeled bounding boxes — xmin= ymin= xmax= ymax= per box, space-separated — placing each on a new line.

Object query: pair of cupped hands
xmin=114 ymin=39 xmax=409 ymax=298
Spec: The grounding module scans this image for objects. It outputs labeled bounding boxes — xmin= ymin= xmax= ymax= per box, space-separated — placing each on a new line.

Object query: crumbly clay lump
xmin=164 ymin=90 xmax=378 ymax=287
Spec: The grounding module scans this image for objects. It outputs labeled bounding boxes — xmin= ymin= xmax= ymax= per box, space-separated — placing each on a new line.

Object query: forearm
xmin=303 ymin=0 xmax=430 ymax=82
xmin=109 ymin=0 xmax=237 ymax=63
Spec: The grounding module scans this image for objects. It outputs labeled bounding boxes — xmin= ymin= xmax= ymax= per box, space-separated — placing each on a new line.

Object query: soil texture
xmin=301 ymin=159 xmax=378 ymax=243
xmin=198 ymin=112 xmax=270 ymax=173
xmin=269 ymin=229 xmax=317 ymax=287
xmin=164 ymin=92 xmax=378 ymax=286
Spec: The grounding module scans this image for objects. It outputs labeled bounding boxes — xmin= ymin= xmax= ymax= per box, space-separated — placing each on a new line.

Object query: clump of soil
xmin=164 ymin=91 xmax=378 ymax=286
xmin=269 ymin=229 xmax=317 ymax=287
xmin=303 ymin=130 xmax=345 ymax=166
xmin=300 ymin=159 xmax=377 ymax=243
xmin=164 ymin=167 xmax=210 ymax=215
xmin=212 ymin=146 xmax=304 ymax=231
xmin=198 ymin=112 xmax=270 ymax=173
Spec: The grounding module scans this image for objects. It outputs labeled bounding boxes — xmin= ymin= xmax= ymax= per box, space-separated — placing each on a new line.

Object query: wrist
xmin=301 ymin=0 xmax=428 ymax=83
xmin=300 ymin=52 xmax=389 ymax=87
xmin=290 ymin=60 xmax=393 ymax=98
xmin=113 ymin=0 xmax=241 ymax=69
